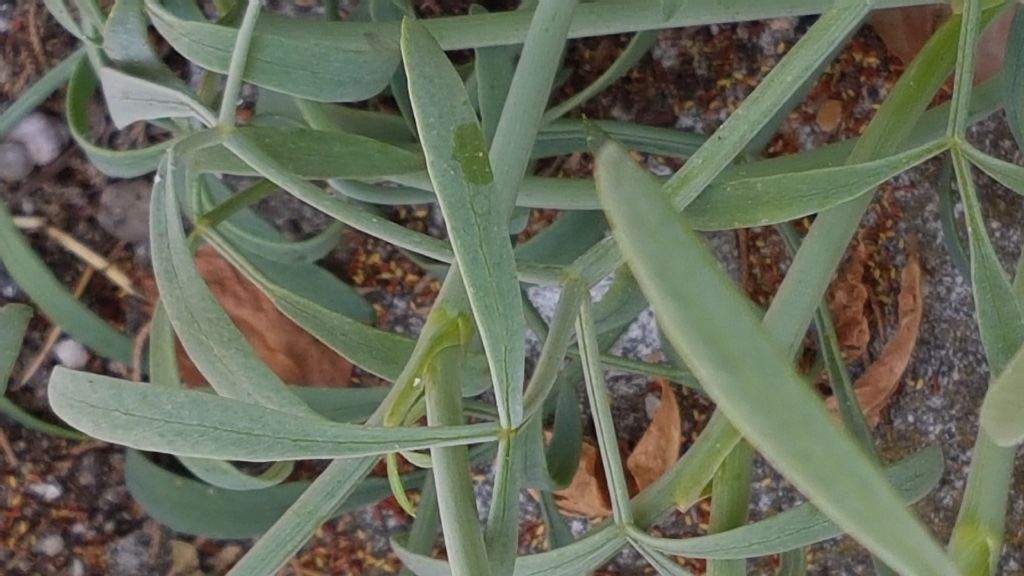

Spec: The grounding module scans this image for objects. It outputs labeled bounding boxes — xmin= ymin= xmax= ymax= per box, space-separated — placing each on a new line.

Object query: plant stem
xmin=425 ymin=344 xmax=493 ymax=576
xmin=218 ymin=0 xmax=264 ymax=127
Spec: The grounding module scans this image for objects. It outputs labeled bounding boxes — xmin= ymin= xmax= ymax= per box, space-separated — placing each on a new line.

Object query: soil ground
xmin=2 ymin=1 xmax=1023 ymax=575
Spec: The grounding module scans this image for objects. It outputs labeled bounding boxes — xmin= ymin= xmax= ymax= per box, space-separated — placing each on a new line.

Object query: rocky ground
xmin=2 ymin=0 xmax=1024 ymax=574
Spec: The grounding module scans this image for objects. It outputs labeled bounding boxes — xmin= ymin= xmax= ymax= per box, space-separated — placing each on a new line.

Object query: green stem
xmin=193 ymin=179 xmax=278 ymax=235
xmin=0 ymin=396 xmax=88 ymax=440
xmin=947 ymin=0 xmax=983 ymax=138
xmin=577 ymin=296 xmax=634 ymax=526
xmin=218 ymin=0 xmax=264 ymax=127
xmin=425 ymin=344 xmax=492 ymax=576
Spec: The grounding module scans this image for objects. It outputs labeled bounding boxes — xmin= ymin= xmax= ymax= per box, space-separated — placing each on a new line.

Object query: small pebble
xmin=644 ymin=393 xmax=662 ymax=420
xmin=7 ymin=112 xmax=68 ymax=166
xmin=69 ymin=559 xmax=86 ymax=576
xmin=816 ymin=99 xmax=844 ymax=132
xmin=27 ymin=482 xmax=63 ymax=502
xmin=0 ymin=141 xmax=32 ymax=182
xmin=34 ymin=534 xmax=65 ymax=558
xmin=0 ymin=0 xmax=13 ymax=34
xmin=53 ymin=339 xmax=90 ymax=369
xmin=98 ymin=180 xmax=152 ymax=243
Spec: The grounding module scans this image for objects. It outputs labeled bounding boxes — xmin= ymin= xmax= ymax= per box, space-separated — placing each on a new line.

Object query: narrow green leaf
xmin=125 ymin=450 xmax=422 ymax=538
xmin=48 ymin=369 xmax=499 ymax=460
xmin=151 ymin=156 xmax=322 ymax=417
xmin=947 ymin=0 xmax=983 ymax=137
xmin=0 ymin=396 xmax=87 ymax=440
xmin=947 ymin=147 xmax=1024 ymax=573
xmin=392 ymin=525 xmax=627 ymax=576
xmin=488 ymin=0 xmax=578 ymax=220
xmin=396 ymin=140 xmax=946 ymax=231
xmin=533 ymin=118 xmax=704 ymax=159
xmin=538 ymin=489 xmax=574 ymax=549
xmin=706 ymin=440 xmax=753 ymax=576
xmin=543 ymin=30 xmax=658 ymax=123
xmin=632 ymin=446 xmax=944 ymax=559
xmin=0 ymin=204 xmax=133 ymax=364
xmin=776 ymin=549 xmax=807 ymax=576
xmin=398 ymin=475 xmax=441 ymax=576
xmin=0 ymin=304 xmax=32 ymax=393
xmin=471 ymin=5 xmax=516 ymax=145
xmin=951 ymin=150 xmax=1024 ymax=371
xmin=578 ymin=296 xmax=633 ymax=525
xmin=221 ymin=133 xmax=460 ymax=270
xmin=66 ymin=60 xmax=173 ymax=178
xmin=963 ymin=143 xmax=1024 ymax=196
xmin=145 ymin=0 xmax=400 ymax=102
xmin=660 ymin=0 xmax=687 ymax=20
xmin=143 ymin=0 xmax=925 ymax=58
xmin=685 ymin=139 xmax=947 ymax=230
xmin=980 ymin=342 xmax=1024 ymax=445
xmin=228 ymin=457 xmax=378 ymax=574
xmin=595 ymin=139 xmax=956 ymax=576
xmin=296 ymin=98 xmax=415 ymax=144
xmin=402 ymin=18 xmax=524 ymax=428
xmin=513 ymin=211 xmax=607 ymax=267
xmin=761 ymin=9 xmax=969 ymax=365
xmin=0 ymin=48 xmax=84 ymax=139
xmin=631 ymin=542 xmax=695 ymax=576
xmin=196 ymin=177 xmax=346 ymax=267
xmin=41 ymin=0 xmax=84 ymax=39
xmin=97 ymin=67 xmax=215 ymax=128
xmin=936 ymin=154 xmax=971 ymax=278
xmin=661 ymin=1 xmax=869 ymax=210
xmin=197 ymin=127 xmax=425 ymax=179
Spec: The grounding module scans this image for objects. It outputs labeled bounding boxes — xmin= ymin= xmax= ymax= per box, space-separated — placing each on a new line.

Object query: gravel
xmin=5 ymin=112 xmax=67 ymax=167
xmin=0 ymin=142 xmax=32 ymax=182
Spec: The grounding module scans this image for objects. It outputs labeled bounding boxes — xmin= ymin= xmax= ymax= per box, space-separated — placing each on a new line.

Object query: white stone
xmin=7 ymin=112 xmax=67 ymax=166
xmin=27 ymin=482 xmax=62 ymax=502
xmin=53 ymin=339 xmax=90 ymax=369
xmin=34 ymin=534 xmax=65 ymax=557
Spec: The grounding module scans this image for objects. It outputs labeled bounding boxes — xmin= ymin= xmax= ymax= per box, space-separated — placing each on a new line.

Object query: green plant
xmin=2 ymin=0 xmax=1024 ymax=574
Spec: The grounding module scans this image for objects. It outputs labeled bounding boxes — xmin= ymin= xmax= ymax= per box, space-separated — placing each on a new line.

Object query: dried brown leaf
xmin=553 ymin=440 xmax=613 ymax=518
xmin=626 ymin=380 xmax=682 ymax=492
xmin=828 ymin=250 xmax=923 ymax=427
xmin=144 ymin=247 xmax=353 ymax=388
xmin=829 ymin=244 xmax=870 ymax=362
xmin=870 ymin=7 xmax=1012 ymax=84
xmin=816 ymin=99 xmax=844 ymax=133
xmin=553 ymin=380 xmax=683 ymax=518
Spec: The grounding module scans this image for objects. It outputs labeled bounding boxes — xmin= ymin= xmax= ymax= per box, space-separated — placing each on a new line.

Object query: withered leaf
xmin=829 ymin=244 xmax=870 ymax=362
xmin=553 ymin=440 xmax=613 ymax=518
xmin=828 ymin=250 xmax=922 ymax=427
xmin=870 ymin=7 xmax=1012 ymax=84
xmin=554 ymin=380 xmax=682 ymax=518
xmin=145 ymin=246 xmax=353 ymax=388
xmin=626 ymin=380 xmax=682 ymax=492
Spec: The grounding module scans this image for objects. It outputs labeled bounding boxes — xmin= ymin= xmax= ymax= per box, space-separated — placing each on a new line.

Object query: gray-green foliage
xmin=1 ymin=0 xmax=1022 ymax=574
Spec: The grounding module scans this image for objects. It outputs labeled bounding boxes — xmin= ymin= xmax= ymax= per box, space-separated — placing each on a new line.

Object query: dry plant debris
xmin=828 ymin=247 xmax=923 ymax=427
xmin=141 ymin=247 xmax=354 ymax=388
xmin=555 ymin=380 xmax=681 ymax=518
xmin=829 ymin=244 xmax=871 ymax=363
